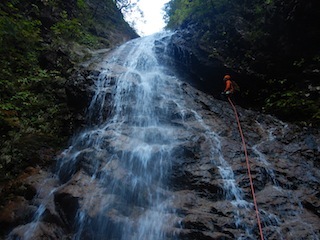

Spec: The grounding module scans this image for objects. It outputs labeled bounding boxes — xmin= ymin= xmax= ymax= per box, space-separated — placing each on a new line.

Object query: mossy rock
xmin=0 ymin=133 xmax=64 ymax=183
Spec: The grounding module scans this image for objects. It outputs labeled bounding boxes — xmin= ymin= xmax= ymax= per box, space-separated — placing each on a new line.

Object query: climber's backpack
xmin=232 ymin=80 xmax=240 ymax=92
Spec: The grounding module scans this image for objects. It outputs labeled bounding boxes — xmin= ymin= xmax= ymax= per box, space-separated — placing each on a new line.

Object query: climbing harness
xmin=227 ymin=96 xmax=265 ymax=240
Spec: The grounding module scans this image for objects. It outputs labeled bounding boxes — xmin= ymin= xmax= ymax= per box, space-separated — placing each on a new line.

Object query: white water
xmin=9 ymin=32 xmax=318 ymax=240
xmin=249 ymin=118 xmax=319 ymax=240
xmin=10 ymin=32 xmax=248 ymax=239
xmin=63 ymin=32 xmax=179 ymax=239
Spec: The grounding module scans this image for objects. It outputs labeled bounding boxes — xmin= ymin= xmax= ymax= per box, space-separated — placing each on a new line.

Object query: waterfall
xmin=7 ymin=32 xmax=320 ymax=240
xmin=59 ymin=32 xmax=180 ymax=239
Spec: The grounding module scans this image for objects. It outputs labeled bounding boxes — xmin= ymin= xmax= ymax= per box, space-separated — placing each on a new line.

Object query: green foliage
xmin=51 ymin=11 xmax=82 ymax=41
xmin=265 ymin=90 xmax=320 ymax=125
xmin=0 ymin=13 xmax=42 ymax=77
xmin=50 ymin=9 xmax=100 ymax=47
xmin=0 ymin=0 xmax=137 ymax=184
xmin=165 ymin=0 xmax=233 ymax=28
xmin=0 ymin=1 xmax=68 ymax=182
xmin=79 ymin=33 xmax=99 ymax=46
xmin=165 ymin=0 xmax=320 ymax=126
xmin=1 ymin=69 xmax=63 ymax=121
xmin=165 ymin=0 xmax=207 ymax=28
xmin=0 ymin=2 xmax=44 ymax=128
xmin=0 ymin=68 xmax=69 ymax=182
xmin=77 ymin=0 xmax=87 ymax=9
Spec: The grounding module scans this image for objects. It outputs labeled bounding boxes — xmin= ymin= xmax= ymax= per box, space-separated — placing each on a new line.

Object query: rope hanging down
xmin=227 ymin=96 xmax=264 ymax=240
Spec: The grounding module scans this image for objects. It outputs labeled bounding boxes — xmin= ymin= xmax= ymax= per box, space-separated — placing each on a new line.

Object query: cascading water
xmin=6 ymin=32 xmax=320 ymax=240
xmin=10 ymin=32 xmax=184 ymax=240
xmin=249 ymin=119 xmax=319 ymax=239
xmin=58 ymin=32 xmax=180 ymax=239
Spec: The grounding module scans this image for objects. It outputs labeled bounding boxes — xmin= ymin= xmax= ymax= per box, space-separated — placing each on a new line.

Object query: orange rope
xmin=227 ymin=96 xmax=264 ymax=240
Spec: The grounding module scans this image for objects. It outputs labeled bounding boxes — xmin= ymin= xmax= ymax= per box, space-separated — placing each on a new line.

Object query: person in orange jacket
xmin=222 ymin=74 xmax=234 ymax=95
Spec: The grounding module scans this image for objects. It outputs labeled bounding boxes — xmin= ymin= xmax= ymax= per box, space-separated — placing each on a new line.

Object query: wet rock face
xmin=160 ymin=30 xmax=231 ymax=96
xmin=65 ymin=69 xmax=98 ymax=123
xmin=2 ymin=36 xmax=320 ymax=239
xmin=4 ymin=80 xmax=320 ymax=239
xmin=65 ymin=68 xmax=114 ymax=128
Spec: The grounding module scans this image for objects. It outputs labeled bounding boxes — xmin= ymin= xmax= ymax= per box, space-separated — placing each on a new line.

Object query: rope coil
xmin=227 ymin=96 xmax=264 ymax=240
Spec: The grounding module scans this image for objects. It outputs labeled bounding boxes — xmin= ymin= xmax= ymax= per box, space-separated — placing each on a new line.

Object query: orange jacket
xmin=224 ymin=79 xmax=234 ymax=93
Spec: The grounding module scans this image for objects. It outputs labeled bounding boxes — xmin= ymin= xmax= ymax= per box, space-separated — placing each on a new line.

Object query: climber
xmin=222 ymin=74 xmax=234 ymax=95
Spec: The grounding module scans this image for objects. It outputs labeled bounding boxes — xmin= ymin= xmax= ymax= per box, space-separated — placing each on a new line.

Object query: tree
xmin=114 ymin=0 xmax=143 ymax=34
xmin=114 ymin=0 xmax=141 ymax=12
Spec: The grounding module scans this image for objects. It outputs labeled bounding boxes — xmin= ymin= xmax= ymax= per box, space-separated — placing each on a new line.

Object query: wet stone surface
xmin=2 ymin=33 xmax=320 ymax=240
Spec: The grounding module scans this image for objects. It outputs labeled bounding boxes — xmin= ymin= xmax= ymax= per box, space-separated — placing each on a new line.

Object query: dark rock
xmin=54 ymin=192 xmax=79 ymax=229
xmin=8 ymin=222 xmax=67 ymax=240
xmin=65 ymin=69 xmax=97 ymax=111
xmin=65 ymin=69 xmax=99 ymax=128
xmin=3 ymin=35 xmax=320 ymax=240
xmin=157 ymin=30 xmax=230 ymax=96
xmin=0 ymin=197 xmax=35 ymax=228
